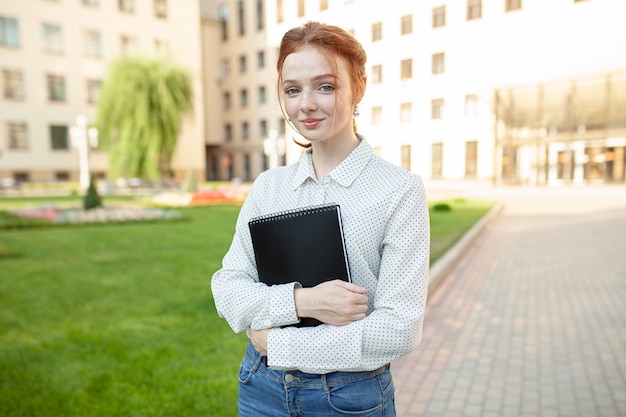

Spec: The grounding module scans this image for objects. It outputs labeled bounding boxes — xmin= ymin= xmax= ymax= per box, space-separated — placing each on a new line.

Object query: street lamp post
xmin=70 ymin=115 xmax=98 ymax=190
xmin=263 ymin=129 xmax=285 ymax=170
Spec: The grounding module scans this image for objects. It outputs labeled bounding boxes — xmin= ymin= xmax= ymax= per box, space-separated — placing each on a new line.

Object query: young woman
xmin=212 ymin=21 xmax=430 ymax=416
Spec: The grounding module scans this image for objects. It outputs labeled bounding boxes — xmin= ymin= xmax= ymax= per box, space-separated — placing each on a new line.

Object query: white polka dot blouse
xmin=211 ymin=136 xmax=430 ymax=374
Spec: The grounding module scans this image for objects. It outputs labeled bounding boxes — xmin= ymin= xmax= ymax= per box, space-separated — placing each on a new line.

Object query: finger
xmin=333 ymin=280 xmax=367 ymax=294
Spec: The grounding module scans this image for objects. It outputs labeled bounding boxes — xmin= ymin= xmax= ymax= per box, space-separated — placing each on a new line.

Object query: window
xmin=371 ymin=64 xmax=382 ymax=84
xmin=431 ymin=98 xmax=444 ymax=119
xmin=465 ymin=94 xmax=478 ymax=117
xmin=50 ymin=125 xmax=69 ymax=150
xmin=557 ymin=150 xmax=575 ymax=180
xmin=240 ymin=89 xmax=248 ymax=107
xmin=0 ymin=17 xmax=20 ymax=47
xmin=7 ymin=122 xmax=28 ymax=150
xmin=86 ymin=79 xmax=101 ymax=104
xmin=119 ymin=0 xmax=135 ymax=13
xmin=400 ymin=59 xmax=412 ymax=80
xmin=432 ymin=6 xmax=445 ymax=28
xmin=505 ymin=0 xmax=522 ymax=11
xmin=467 ymin=0 xmax=482 ymax=20
xmin=82 ymin=0 xmax=99 ymax=7
xmin=400 ymin=15 xmax=412 ymax=35
xmin=432 ymin=143 xmax=443 ymax=177
xmin=372 ymin=22 xmax=382 ymax=42
xmin=400 ymin=102 xmax=412 ymax=123
xmin=258 ymin=86 xmax=266 ymax=103
xmin=223 ymin=91 xmax=231 ymax=109
xmin=371 ymin=106 xmax=382 ymax=125
xmin=154 ymin=0 xmax=167 ymax=18
xmin=259 ymin=119 xmax=268 ymax=137
xmin=320 ymin=0 xmax=329 ymax=11
xmin=241 ymin=121 xmax=249 ymax=140
xmin=276 ymin=0 xmax=283 ymax=23
xmin=224 ymin=124 xmax=232 ymax=141
xmin=221 ymin=58 xmax=230 ymax=79
xmin=297 ymin=0 xmax=305 ymax=18
xmin=239 ymin=55 xmax=247 ymax=73
xmin=465 ymin=140 xmax=478 ymax=177
xmin=14 ymin=172 xmax=29 ymax=183
xmin=257 ymin=50 xmax=265 ymax=68
xmin=46 ymin=75 xmax=65 ymax=102
xmin=3 ymin=70 xmax=24 ymax=100
xmin=55 ymin=171 xmax=70 ymax=181
xmin=401 ymin=144 xmax=411 ymax=171
xmin=42 ymin=23 xmax=63 ymax=54
xmin=237 ymin=1 xmax=245 ymax=36
xmin=120 ymin=35 xmax=136 ymax=56
xmin=243 ymin=154 xmax=251 ymax=181
xmin=432 ymin=52 xmax=445 ymax=74
xmin=219 ymin=3 xmax=229 ymax=41
xmin=256 ymin=0 xmax=264 ymax=30
xmin=84 ymin=30 xmax=102 ymax=58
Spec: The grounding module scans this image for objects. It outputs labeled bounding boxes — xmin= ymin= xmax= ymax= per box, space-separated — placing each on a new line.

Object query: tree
xmin=96 ymin=57 xmax=193 ymax=180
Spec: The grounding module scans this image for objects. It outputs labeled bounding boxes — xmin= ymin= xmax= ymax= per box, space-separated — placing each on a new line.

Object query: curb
xmin=427 ymin=202 xmax=504 ymax=296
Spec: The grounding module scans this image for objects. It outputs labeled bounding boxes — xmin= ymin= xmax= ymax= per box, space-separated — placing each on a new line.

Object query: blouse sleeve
xmin=266 ymin=175 xmax=430 ymax=373
xmin=211 ymin=174 xmax=301 ymax=332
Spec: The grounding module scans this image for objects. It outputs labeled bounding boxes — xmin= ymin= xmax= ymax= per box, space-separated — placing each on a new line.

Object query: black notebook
xmin=248 ymin=203 xmax=351 ymax=327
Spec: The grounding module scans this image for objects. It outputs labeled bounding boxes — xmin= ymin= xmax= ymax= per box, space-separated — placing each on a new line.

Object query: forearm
xmin=267 ymin=304 xmax=423 ymax=373
xmin=212 ymin=269 xmax=300 ymax=332
xmin=294 ymin=280 xmax=368 ymax=326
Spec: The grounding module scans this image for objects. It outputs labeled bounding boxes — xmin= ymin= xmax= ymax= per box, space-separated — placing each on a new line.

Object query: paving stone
xmin=393 ymin=187 xmax=626 ymax=417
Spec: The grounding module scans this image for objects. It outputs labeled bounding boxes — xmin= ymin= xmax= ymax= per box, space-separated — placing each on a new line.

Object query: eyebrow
xmin=281 ymin=73 xmax=337 ymax=85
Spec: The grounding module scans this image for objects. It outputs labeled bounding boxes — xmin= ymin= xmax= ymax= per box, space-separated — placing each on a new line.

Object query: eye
xmin=320 ymin=84 xmax=335 ymax=93
xmin=285 ymin=87 xmax=300 ymax=96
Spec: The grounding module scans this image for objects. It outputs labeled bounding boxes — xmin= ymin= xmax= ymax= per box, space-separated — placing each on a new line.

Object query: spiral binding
xmin=249 ymin=203 xmax=339 ymax=225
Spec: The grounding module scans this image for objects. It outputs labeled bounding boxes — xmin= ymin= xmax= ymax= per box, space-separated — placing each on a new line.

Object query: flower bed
xmin=10 ymin=206 xmax=182 ymax=226
xmin=149 ymin=187 xmax=248 ymax=207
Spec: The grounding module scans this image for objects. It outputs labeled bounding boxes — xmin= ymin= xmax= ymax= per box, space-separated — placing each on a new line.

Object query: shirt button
xmin=284 ymin=374 xmax=294 ymax=383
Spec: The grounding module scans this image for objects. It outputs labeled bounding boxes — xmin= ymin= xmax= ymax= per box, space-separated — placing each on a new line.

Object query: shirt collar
xmin=291 ymin=135 xmax=373 ymax=190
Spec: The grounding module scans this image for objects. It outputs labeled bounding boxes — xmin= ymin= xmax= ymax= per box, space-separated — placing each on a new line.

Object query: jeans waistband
xmin=246 ymin=342 xmax=390 ymax=386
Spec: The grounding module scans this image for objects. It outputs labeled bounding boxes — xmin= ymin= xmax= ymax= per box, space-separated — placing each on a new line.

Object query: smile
xmin=301 ymin=118 xmax=323 ymax=129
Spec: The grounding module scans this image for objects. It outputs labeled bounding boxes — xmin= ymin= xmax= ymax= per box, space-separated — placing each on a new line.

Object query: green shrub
xmin=432 ymin=202 xmax=452 ymax=212
xmin=83 ymin=178 xmax=103 ymax=210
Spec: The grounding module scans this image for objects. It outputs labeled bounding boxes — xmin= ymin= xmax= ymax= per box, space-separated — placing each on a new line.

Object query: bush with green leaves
xmin=83 ymin=178 xmax=102 ymax=210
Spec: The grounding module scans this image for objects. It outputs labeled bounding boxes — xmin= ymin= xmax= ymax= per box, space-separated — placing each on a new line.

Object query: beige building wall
xmin=204 ymin=0 xmax=626 ymax=185
xmin=202 ymin=0 xmax=286 ymax=181
xmin=0 ymin=0 xmax=205 ymax=185
xmin=2 ymin=0 xmax=625 ymax=187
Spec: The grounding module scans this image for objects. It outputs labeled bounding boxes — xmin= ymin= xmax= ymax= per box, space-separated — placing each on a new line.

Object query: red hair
xmin=277 ymin=21 xmax=367 ymax=147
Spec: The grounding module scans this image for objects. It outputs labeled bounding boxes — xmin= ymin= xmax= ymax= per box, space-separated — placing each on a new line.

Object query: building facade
xmin=0 ymin=0 xmax=205 ymax=185
xmin=204 ymin=0 xmax=626 ymax=186
xmin=2 ymin=0 xmax=625 ymax=187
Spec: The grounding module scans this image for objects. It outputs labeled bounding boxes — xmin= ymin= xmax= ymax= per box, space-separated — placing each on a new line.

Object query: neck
xmin=311 ymin=133 xmax=360 ymax=180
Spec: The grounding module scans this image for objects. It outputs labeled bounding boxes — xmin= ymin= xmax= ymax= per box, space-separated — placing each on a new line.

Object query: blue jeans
xmin=238 ymin=342 xmax=396 ymax=416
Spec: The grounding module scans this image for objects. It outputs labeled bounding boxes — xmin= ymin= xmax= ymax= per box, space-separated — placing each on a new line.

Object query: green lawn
xmin=0 ymin=197 xmax=492 ymax=417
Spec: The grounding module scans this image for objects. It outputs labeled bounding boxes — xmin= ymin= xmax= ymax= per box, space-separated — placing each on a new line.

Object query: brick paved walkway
xmin=393 ymin=187 xmax=626 ymax=417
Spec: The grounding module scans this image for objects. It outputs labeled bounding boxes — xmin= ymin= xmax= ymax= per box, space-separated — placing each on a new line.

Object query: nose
xmin=299 ymin=90 xmax=317 ymax=112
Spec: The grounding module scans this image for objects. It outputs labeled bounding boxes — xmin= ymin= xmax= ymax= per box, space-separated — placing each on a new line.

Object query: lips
xmin=301 ymin=118 xmax=323 ymax=129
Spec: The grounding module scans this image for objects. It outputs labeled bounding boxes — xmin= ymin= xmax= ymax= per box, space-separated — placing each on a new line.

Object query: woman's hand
xmin=250 ymin=328 xmax=271 ymax=356
xmin=294 ymin=280 xmax=368 ymax=326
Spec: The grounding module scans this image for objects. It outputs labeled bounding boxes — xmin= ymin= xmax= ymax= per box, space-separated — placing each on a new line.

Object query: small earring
xmin=353 ymin=107 xmax=360 ymax=118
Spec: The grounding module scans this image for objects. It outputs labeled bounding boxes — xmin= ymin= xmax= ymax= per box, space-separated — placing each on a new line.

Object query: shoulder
xmin=252 ymin=164 xmax=297 ymax=188
xmin=365 ymin=155 xmax=424 ymax=190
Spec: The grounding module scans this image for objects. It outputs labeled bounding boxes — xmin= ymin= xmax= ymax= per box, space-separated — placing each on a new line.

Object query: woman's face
xmin=280 ymin=46 xmax=355 ymax=144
